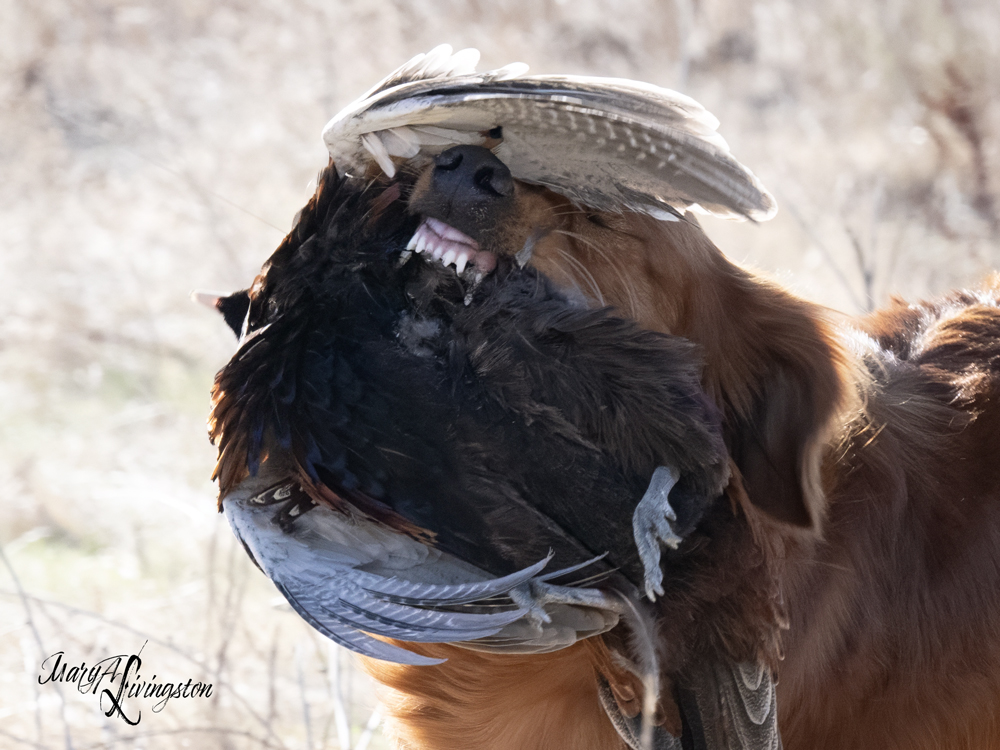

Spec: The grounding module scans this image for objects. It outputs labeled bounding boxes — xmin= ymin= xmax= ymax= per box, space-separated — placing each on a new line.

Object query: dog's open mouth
xmin=407 ymin=217 xmax=497 ymax=275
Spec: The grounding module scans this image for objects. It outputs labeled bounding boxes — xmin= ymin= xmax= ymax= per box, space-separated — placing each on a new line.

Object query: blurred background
xmin=1 ymin=0 xmax=997 ymax=747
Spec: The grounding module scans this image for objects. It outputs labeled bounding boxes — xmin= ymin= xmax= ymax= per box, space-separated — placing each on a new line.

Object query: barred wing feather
xmin=323 ymin=44 xmax=776 ymax=221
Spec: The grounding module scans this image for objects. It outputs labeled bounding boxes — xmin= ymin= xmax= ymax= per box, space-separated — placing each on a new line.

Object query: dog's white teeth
xmin=411 ymin=218 xmax=483 ymax=274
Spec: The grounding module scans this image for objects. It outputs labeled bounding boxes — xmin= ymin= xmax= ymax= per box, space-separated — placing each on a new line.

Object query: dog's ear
xmin=718 ymin=299 xmax=847 ymax=530
xmin=726 ymin=362 xmax=839 ymax=528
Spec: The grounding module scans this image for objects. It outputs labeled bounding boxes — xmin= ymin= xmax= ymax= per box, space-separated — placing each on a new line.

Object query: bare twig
xmin=880 ymin=218 xmax=910 ymax=301
xmin=297 ymin=643 xmax=314 ymax=750
xmin=205 ymin=517 xmax=220 ymax=660
xmin=210 ymin=533 xmax=242 ymax=713
xmin=777 ymin=190 xmax=866 ymax=311
xmin=844 ymin=226 xmax=874 ymax=312
xmin=329 ymin=642 xmax=352 ymax=750
xmin=354 ymin=706 xmax=384 ymax=750
xmin=673 ymin=0 xmax=694 ymax=89
xmin=267 ymin=626 xmax=280 ymax=736
xmin=17 ymin=636 xmax=42 ymax=745
xmin=0 ymin=542 xmax=75 ymax=750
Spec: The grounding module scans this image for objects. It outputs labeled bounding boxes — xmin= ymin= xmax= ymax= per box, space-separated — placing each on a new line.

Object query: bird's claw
xmin=510 ymin=573 xmax=629 ymax=626
xmin=632 ymin=465 xmax=683 ymax=601
xmin=510 ymin=584 xmax=553 ymax=625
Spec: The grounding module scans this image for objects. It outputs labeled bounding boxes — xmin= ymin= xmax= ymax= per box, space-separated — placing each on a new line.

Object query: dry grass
xmin=1 ymin=0 xmax=997 ymax=747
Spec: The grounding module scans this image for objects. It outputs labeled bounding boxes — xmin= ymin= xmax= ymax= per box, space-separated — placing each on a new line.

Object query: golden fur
xmin=366 ymin=642 xmax=626 ymax=750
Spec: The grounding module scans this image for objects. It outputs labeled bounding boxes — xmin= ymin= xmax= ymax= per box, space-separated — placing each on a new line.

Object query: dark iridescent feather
xmin=211 ymin=168 xmax=727 ymax=586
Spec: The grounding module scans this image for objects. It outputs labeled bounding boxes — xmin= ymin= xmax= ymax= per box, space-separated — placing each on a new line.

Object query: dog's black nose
xmin=432 ymin=145 xmax=514 ymax=199
xmin=408 ymin=145 xmax=518 ymax=248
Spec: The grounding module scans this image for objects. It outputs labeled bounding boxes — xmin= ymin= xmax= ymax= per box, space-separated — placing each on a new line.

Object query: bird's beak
xmin=191 ymin=289 xmax=227 ymax=309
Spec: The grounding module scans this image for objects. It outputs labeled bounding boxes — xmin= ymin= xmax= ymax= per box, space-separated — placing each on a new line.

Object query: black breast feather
xmin=211 ymin=169 xmax=728 ymax=589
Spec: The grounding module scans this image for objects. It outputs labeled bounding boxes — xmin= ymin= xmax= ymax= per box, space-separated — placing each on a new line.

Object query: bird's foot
xmin=509 ymin=584 xmax=553 ymax=625
xmin=509 ymin=567 xmax=628 ymax=626
xmin=632 ymin=466 xmax=683 ymax=601
xmin=528 ymin=580 xmax=627 ymax=613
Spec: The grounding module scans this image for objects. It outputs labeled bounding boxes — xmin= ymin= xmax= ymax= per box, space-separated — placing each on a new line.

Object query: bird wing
xmin=224 ymin=467 xmax=621 ymax=666
xmin=322 ymin=44 xmax=776 ymax=221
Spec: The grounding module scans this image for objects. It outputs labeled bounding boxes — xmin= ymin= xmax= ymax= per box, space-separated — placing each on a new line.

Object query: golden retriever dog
xmin=213 ymin=47 xmax=1000 ymax=750
xmin=359 ymin=151 xmax=1000 ymax=750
